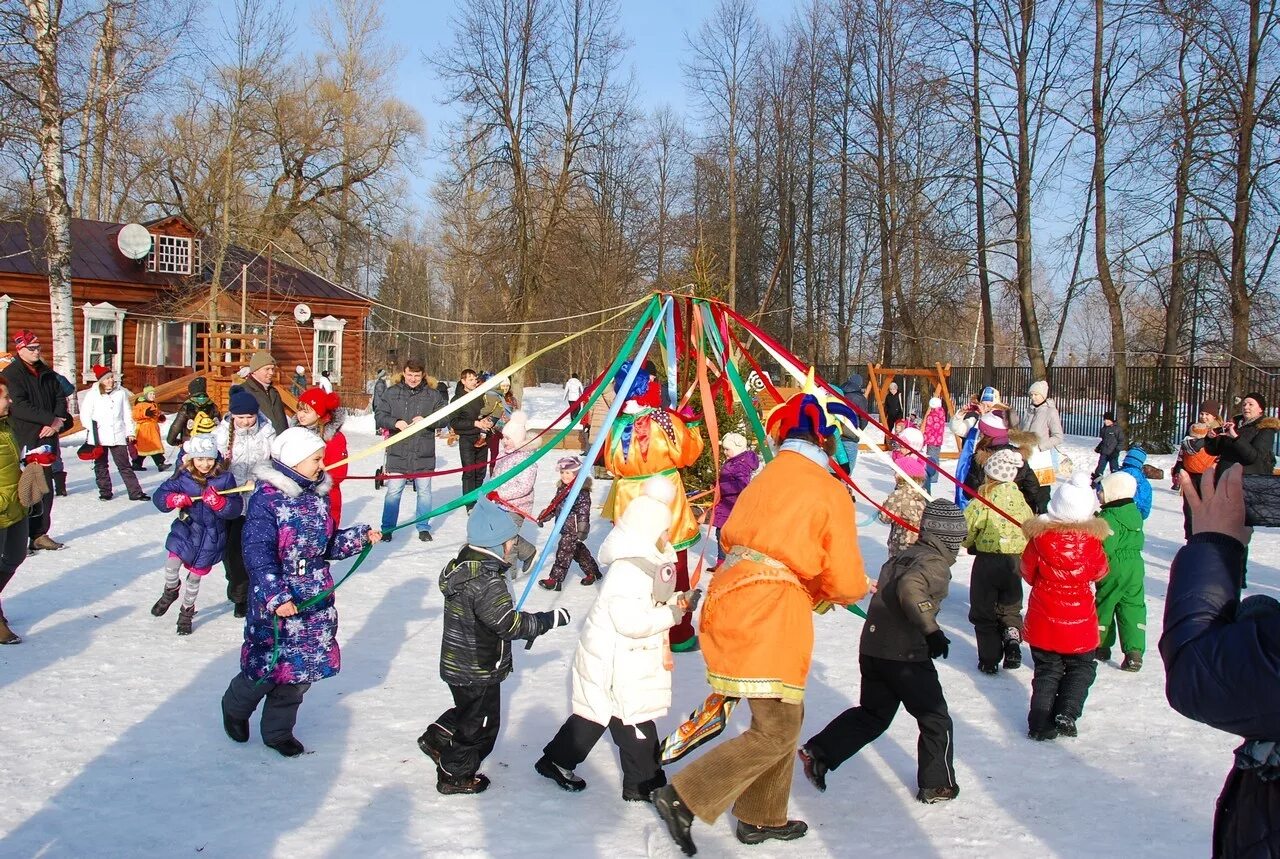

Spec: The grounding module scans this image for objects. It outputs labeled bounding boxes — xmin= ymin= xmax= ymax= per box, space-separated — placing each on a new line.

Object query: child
xmin=801 ymin=499 xmax=968 ymax=804
xmin=538 ymin=457 xmax=601 ymax=590
xmin=294 ymin=387 xmax=348 ymax=525
xmin=1095 ymin=472 xmax=1146 ymax=671
xmin=220 ymin=428 xmax=381 ymax=757
xmin=151 ymin=435 xmax=243 ymax=634
xmin=963 ymin=448 xmax=1035 ymax=674
xmin=419 ymin=498 xmax=570 ymax=794
xmin=1091 ymin=412 xmax=1124 ymax=481
xmin=711 ymin=432 xmax=760 ymax=569
xmin=1021 ymin=472 xmax=1110 ymax=739
xmin=490 ymin=410 xmax=538 ymax=574
xmin=130 ymin=386 xmax=168 ymax=472
xmin=535 ymin=480 xmax=697 ymax=801
xmin=167 ymin=376 xmax=221 ymax=447
xmin=922 ymin=397 xmax=947 ymax=494
xmin=1118 ymin=446 xmax=1153 ymax=520
xmin=882 ymin=427 xmax=928 ymax=557
xmin=216 ymin=388 xmax=277 ymax=617
xmin=474 ymin=388 xmax=507 ymax=450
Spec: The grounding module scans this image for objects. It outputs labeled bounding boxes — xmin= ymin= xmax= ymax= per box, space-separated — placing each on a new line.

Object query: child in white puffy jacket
xmin=533 ymin=477 xmax=699 ymax=802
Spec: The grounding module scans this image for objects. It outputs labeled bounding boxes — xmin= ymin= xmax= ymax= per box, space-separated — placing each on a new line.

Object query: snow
xmin=0 ymin=386 xmax=1260 ymax=858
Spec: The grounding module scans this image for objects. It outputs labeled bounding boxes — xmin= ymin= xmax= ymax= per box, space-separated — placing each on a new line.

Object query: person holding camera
xmin=1206 ymin=392 xmax=1279 ymax=478
xmin=1162 ymin=465 xmax=1280 ymax=857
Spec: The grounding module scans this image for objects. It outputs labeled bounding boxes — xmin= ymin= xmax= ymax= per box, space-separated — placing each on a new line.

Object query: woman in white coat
xmin=534 ymin=478 xmax=699 ymax=802
xmin=80 ymin=365 xmax=147 ymax=501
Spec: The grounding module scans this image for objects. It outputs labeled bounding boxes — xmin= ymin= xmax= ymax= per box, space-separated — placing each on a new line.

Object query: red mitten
xmin=486 ymin=490 xmax=502 ymax=504
xmin=201 ymin=485 xmax=227 ymax=512
xmin=168 ymin=493 xmax=194 ymax=510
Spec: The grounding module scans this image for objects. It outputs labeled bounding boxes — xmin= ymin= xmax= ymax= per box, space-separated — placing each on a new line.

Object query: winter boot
xmin=32 ymin=535 xmax=63 ymax=551
xmin=1055 ymin=715 xmax=1078 ymax=738
xmin=266 ymin=735 xmax=306 ymax=757
xmin=580 ymin=573 xmax=599 ymax=586
xmin=151 ymin=585 xmax=181 ymax=617
xmin=417 ymin=724 xmax=451 ymax=765
xmin=1121 ymin=651 xmax=1143 ymax=672
xmin=1094 ymin=647 xmax=1111 ymax=662
xmin=538 ymin=577 xmax=562 ymax=592
xmin=436 ymin=769 xmax=490 ymax=795
xmin=917 ymin=786 xmax=960 ymax=804
xmin=176 ymin=606 xmax=195 ymax=635
xmin=622 ymin=773 xmax=666 ymax=803
xmin=223 ymin=711 xmax=250 ymax=743
xmin=52 ymin=471 xmax=67 ymax=497
xmin=234 ymin=602 xmax=247 ymax=619
xmin=978 ymin=661 xmax=999 ymax=675
xmin=0 ymin=615 xmax=21 ymax=645
xmin=736 ymin=820 xmax=808 ymax=845
xmin=653 ymin=785 xmax=697 ymax=856
xmin=535 ymin=755 xmax=586 ymax=792
xmin=1028 ymin=725 xmax=1059 ymax=742
xmin=419 ymin=531 xmax=433 ymax=543
xmin=129 ymin=492 xmax=151 ymax=502
xmin=1002 ymin=627 xmax=1023 ymax=670
xmin=797 ymin=745 xmax=829 ymax=792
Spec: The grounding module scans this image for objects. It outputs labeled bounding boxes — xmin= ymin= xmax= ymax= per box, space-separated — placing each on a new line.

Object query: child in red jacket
xmin=1020 ymin=472 xmax=1110 ymax=741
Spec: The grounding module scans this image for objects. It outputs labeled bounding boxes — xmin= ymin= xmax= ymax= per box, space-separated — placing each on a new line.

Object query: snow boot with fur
xmin=176 ymin=606 xmax=195 ymax=635
xmin=151 ymin=585 xmax=180 ymax=617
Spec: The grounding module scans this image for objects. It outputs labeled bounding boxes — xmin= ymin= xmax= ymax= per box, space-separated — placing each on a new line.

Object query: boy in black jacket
xmin=450 ymin=369 xmax=494 ymax=510
xmin=1092 ymin=412 xmax=1124 ymax=481
xmin=419 ymin=498 xmax=570 ymax=794
xmin=799 ymin=499 xmax=966 ymax=804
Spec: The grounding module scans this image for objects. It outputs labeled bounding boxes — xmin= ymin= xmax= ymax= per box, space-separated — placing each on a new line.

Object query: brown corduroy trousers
xmin=671 ymin=697 xmax=803 ymax=827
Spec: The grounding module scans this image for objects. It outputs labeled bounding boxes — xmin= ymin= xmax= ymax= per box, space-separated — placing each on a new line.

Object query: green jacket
xmin=963 ymin=480 xmax=1033 ymax=554
xmin=0 ymin=420 xmax=25 ymax=528
xmin=1099 ymin=499 xmax=1144 ymax=583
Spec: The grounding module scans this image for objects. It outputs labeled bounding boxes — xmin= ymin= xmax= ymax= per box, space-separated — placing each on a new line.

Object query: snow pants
xmin=806 ymin=655 xmax=956 ymax=792
xmin=94 ymin=444 xmax=143 ymax=499
xmin=1096 ymin=566 xmax=1147 ymax=655
xmin=1214 ymin=765 xmax=1280 ymax=858
xmin=968 ymin=552 xmax=1024 ymax=667
xmin=545 ymin=530 xmax=600 ymax=585
xmin=1028 ymin=648 xmax=1097 ymax=732
xmin=671 ymin=697 xmax=802 ymax=828
xmin=224 ymin=517 xmax=248 ymax=607
xmin=504 ymin=512 xmax=536 ymax=572
xmin=543 ymin=714 xmax=665 ymax=796
xmin=432 ymin=683 xmax=501 ymax=778
xmin=221 ymin=671 xmax=312 ymax=745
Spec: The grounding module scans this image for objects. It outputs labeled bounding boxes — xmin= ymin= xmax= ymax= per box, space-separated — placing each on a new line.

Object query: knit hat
xmin=11 ymin=329 xmax=38 ymax=350
xmin=142 ymin=385 xmax=156 ymax=400
xmin=229 ymin=387 xmax=259 ymax=417
xmin=978 ymin=413 xmax=1009 ymax=444
xmin=980 ymin=386 xmax=1010 ymax=410
xmin=501 ymin=410 xmax=528 ymax=445
xmin=1047 ymin=472 xmax=1098 ymax=522
xmin=928 ymin=397 xmax=942 ymax=410
xmin=1101 ymin=471 xmax=1137 ymax=504
xmin=191 ymin=412 xmax=218 ymax=436
xmin=298 ymin=387 xmax=341 ymax=422
xmin=183 ymin=434 xmax=220 ymax=461
xmin=1189 ymin=422 xmax=1209 ymax=439
xmin=1028 ymin=380 xmax=1049 ymax=404
xmin=92 ymin=364 xmax=112 ymax=381
xmin=984 ymin=448 xmax=1023 ymax=483
xmin=620 ymin=494 xmax=674 ymax=547
xmin=920 ymin=499 xmax=967 ymax=554
xmin=1123 ymin=446 xmax=1147 ymax=468
xmin=1244 ymin=391 xmax=1269 ymax=414
xmin=17 ymin=461 xmax=49 ymax=508
xmin=1199 ymin=400 xmax=1223 ymax=421
xmin=271 ymin=426 xmax=325 ymax=468
xmin=722 ymin=432 xmax=748 ymax=457
xmin=188 ymin=376 xmax=207 ymax=396
xmin=467 ymin=497 xmax=519 ymax=550
xmin=247 ymin=350 xmax=276 ymax=374
xmin=556 ymin=456 xmax=582 ymax=472
xmin=296 ymin=365 xmax=306 ymax=375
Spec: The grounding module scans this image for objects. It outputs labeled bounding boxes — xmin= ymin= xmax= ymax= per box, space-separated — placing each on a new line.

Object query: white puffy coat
xmin=81 ymin=385 xmax=135 ymax=446
xmin=570 ymin=525 xmax=681 ymax=727
xmin=215 ymin=414 xmax=276 ymax=485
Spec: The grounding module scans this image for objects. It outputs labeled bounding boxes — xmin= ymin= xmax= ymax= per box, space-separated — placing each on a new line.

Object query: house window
xmin=82 ymin=302 xmax=125 ymax=381
xmin=146 ymin=235 xmax=201 ymax=275
xmin=135 ymin=320 xmax=193 ymax=368
xmin=312 ymin=316 xmax=347 ymax=384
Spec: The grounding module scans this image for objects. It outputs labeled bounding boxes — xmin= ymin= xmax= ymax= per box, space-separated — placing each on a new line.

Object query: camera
xmin=1242 ymin=474 xmax=1280 ymax=528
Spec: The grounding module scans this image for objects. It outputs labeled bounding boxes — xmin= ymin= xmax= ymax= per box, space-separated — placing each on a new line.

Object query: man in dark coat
xmin=840 ymin=373 xmax=871 ymax=471
xmin=241 ymin=351 xmax=288 ymax=434
xmin=3 ymin=330 xmax=69 ymax=551
xmin=374 ymin=358 xmax=446 ymax=542
xmin=450 ymin=369 xmax=494 ymax=510
xmin=1162 ymin=465 xmax=1280 ymax=858
xmin=1207 ymin=391 xmax=1280 ymax=478
xmin=800 ymin=499 xmax=965 ymax=805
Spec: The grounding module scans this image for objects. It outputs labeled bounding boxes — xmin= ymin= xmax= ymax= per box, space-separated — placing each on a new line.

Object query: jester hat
xmin=765 ymin=369 xmax=858 ymax=441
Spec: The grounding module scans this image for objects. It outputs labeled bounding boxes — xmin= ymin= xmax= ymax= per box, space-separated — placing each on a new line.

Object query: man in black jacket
xmin=800 ymin=499 xmax=966 ymax=805
xmin=241 ymin=351 xmax=288 ymax=434
xmin=3 ymin=330 xmax=69 ymax=551
xmin=374 ymin=358 xmax=446 ymax=542
xmin=450 ymin=368 xmax=494 ymax=510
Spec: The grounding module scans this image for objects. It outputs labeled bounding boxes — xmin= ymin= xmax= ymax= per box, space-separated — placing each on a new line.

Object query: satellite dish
xmin=293 ymin=303 xmax=312 ymax=324
xmin=116 ymin=223 xmax=152 ymax=260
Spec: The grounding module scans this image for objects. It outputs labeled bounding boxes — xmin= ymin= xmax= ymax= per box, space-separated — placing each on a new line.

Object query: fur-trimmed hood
xmin=1246 ymin=416 xmax=1280 ymax=431
xmin=252 ymin=460 xmax=333 ymax=498
xmin=1023 ymin=514 xmax=1111 ymax=542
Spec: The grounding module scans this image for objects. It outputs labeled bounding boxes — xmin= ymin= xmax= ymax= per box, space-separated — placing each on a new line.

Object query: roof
xmin=0 ymin=216 xmax=369 ymax=306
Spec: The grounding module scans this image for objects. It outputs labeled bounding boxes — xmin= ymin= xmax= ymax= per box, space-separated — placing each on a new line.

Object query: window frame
xmin=82 ymin=301 xmax=126 ymax=382
xmin=312 ymin=315 xmax=346 ymax=385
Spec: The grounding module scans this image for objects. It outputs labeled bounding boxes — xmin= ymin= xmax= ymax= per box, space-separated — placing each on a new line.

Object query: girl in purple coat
xmin=537 ymin=457 xmax=602 ymax=590
xmin=711 ymin=433 xmax=760 ymax=568
xmin=149 ymin=434 xmax=243 ymax=635
xmin=220 ymin=428 xmax=381 ymax=758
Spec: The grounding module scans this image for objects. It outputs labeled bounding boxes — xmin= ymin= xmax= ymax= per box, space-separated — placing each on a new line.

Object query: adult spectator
xmin=1161 ymin=466 xmax=1280 ymax=857
xmin=565 ymin=372 xmax=585 ymax=423
xmin=80 ymin=364 xmax=148 ymax=501
xmin=375 ymin=359 xmax=446 ymax=541
xmin=450 ymin=368 xmax=494 ymax=510
xmin=839 ymin=372 xmax=871 ymax=471
xmin=241 ymin=350 xmax=288 ymax=434
xmin=316 ymin=369 xmax=334 ymax=395
xmin=2 ymin=330 xmax=68 ymax=551
xmin=1025 ymin=380 xmax=1065 ymax=512
xmin=883 ymin=381 xmax=904 ymax=431
xmin=0 ymin=376 xmax=36 ymax=642
xmin=1206 ymin=391 xmax=1279 ymax=477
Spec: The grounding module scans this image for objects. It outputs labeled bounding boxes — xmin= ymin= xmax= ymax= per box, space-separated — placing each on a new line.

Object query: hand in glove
xmin=535 ymin=607 xmax=571 ymax=636
xmin=201 ymin=485 xmax=227 ymax=512
xmin=926 ymin=630 xmax=950 ymax=660
xmin=677 ymin=589 xmax=702 ymax=614
xmin=168 ymin=493 xmax=194 ymax=510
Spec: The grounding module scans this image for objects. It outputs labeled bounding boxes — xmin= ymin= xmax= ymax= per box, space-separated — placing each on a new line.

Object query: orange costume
xmin=132 ymin=399 xmax=165 ymax=458
xmin=604 ymin=404 xmax=704 ymax=550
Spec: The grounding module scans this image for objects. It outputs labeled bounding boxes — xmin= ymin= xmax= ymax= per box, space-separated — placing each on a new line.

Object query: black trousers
xmin=543 ymin=714 xmax=665 ymax=793
xmin=131 ymin=452 xmax=166 ymax=470
xmin=433 ymin=683 xmax=502 ymax=778
xmin=968 ymin=552 xmax=1024 ymax=666
xmin=459 ymin=440 xmax=485 ymax=506
xmin=1028 ymin=647 xmax=1098 ymax=731
xmin=1092 ymin=452 xmax=1120 ymax=479
xmin=29 ymin=464 xmax=55 ymax=539
xmin=221 ymin=671 xmax=312 ymax=744
xmin=94 ymin=445 xmax=143 ymax=498
xmin=807 ymin=655 xmax=956 ymax=791
xmin=224 ymin=517 xmax=248 ymax=604
xmin=0 ymin=517 xmax=30 ymax=600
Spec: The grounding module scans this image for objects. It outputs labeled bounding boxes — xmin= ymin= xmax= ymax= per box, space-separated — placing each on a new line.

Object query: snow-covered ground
xmin=0 ymin=384 xmax=1257 ymax=857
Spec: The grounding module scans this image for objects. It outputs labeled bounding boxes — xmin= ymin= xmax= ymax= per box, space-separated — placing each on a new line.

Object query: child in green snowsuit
xmin=963 ymin=448 xmax=1035 ymax=674
xmin=1095 ymin=471 xmax=1146 ymax=672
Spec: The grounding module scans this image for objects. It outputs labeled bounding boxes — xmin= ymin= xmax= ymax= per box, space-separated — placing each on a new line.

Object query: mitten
xmin=201 ymin=485 xmax=227 ymax=512
xmin=168 ymin=493 xmax=194 ymax=510
xmin=926 ymin=630 xmax=950 ymax=660
xmin=535 ymin=607 xmax=571 ymax=635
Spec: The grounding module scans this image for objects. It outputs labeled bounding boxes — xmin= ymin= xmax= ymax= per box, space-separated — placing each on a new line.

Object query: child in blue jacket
xmin=150 ymin=434 xmax=243 ymax=634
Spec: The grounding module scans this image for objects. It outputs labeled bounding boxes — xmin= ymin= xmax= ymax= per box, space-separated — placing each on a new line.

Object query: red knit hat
xmin=92 ymin=364 xmax=112 ymax=381
xmin=11 ymin=329 xmax=38 ymax=350
xmin=298 ymin=387 xmax=340 ymax=420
